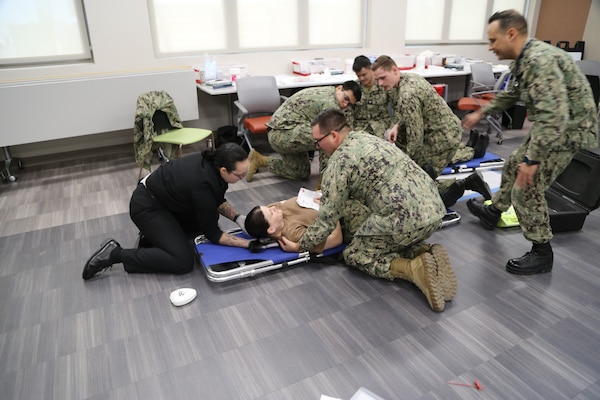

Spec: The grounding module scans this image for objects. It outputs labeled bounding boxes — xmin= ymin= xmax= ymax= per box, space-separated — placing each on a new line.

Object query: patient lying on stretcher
xmin=245 ymin=196 xmax=343 ymax=253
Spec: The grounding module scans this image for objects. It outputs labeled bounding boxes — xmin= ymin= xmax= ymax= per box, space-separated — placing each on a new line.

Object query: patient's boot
xmin=463 ymin=170 xmax=492 ymax=200
xmin=246 ymin=149 xmax=268 ymax=182
xmin=429 ymin=244 xmax=457 ymax=301
xmin=472 ymin=131 xmax=489 ymax=159
xmin=390 ymin=253 xmax=445 ymax=312
xmin=466 ymin=129 xmax=479 ymax=147
xmin=441 ymin=170 xmax=492 ymax=207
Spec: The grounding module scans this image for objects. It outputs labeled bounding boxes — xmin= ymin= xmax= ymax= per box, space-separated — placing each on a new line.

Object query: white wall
xmin=2 ymin=0 xmax=549 ymax=158
xmin=583 ymin=0 xmax=600 ymax=62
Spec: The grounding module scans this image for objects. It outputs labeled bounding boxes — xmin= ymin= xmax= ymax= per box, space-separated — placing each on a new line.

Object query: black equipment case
xmin=547 ymin=149 xmax=600 ymax=232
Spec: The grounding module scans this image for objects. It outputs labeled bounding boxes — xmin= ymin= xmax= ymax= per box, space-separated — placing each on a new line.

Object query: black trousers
xmin=118 ymin=184 xmax=197 ymax=274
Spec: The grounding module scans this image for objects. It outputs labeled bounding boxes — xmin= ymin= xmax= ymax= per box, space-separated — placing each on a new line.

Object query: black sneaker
xmin=466 ymin=199 xmax=501 ymax=230
xmin=82 ymin=239 xmax=120 ymax=280
xmin=506 ymin=249 xmax=553 ymax=275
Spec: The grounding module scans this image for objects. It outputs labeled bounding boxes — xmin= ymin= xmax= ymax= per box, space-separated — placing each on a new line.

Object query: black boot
xmin=463 ymin=170 xmax=492 ymax=200
xmin=82 ymin=239 xmax=121 ymax=280
xmin=466 ymin=129 xmax=479 ymax=147
xmin=506 ymin=242 xmax=553 ymax=275
xmin=466 ymin=199 xmax=502 ymax=230
xmin=440 ymin=180 xmax=465 ymax=207
xmin=472 ymin=131 xmax=489 ymax=159
xmin=422 ymin=164 xmax=437 ymax=181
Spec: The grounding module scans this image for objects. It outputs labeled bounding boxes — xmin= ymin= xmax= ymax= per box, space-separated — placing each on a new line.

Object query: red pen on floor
xmin=448 ymin=379 xmax=484 ymax=391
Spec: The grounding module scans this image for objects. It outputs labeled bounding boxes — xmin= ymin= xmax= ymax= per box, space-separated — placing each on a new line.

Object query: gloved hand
xmin=248 ymin=239 xmax=263 ymax=253
xmin=235 ymin=214 xmax=247 ymax=232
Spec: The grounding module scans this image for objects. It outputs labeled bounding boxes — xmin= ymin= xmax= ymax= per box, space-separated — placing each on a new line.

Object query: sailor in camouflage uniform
xmin=372 ymin=55 xmax=493 ymax=208
xmin=464 ymin=10 xmax=598 ymax=275
xmin=345 ymin=55 xmax=390 ymax=138
xmin=246 ymin=81 xmax=361 ymax=182
xmin=279 ymin=109 xmax=457 ymax=312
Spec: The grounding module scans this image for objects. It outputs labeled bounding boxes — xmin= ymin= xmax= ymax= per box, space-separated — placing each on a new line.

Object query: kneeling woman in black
xmin=83 ymin=143 xmax=252 ymax=279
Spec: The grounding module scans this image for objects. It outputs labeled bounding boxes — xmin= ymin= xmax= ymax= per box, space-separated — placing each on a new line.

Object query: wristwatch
xmin=523 ymin=156 xmax=540 ymax=165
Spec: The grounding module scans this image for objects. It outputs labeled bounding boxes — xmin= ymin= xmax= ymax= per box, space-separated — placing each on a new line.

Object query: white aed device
xmin=169 ymin=288 xmax=197 ymax=306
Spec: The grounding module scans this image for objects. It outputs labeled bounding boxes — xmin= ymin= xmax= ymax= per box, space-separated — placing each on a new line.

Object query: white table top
xmin=197 ymin=64 xmax=509 ymax=95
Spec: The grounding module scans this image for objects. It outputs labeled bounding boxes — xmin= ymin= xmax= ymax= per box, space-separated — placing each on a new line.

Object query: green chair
xmin=153 ymin=126 xmax=213 ymax=159
xmin=134 ymin=90 xmax=213 ymax=180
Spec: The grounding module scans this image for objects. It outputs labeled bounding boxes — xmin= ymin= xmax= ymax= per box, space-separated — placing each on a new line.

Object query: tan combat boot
xmin=429 ymin=244 xmax=457 ymax=302
xmin=246 ymin=149 xmax=268 ymax=182
xmin=390 ymin=253 xmax=445 ymax=312
xmin=412 ymin=243 xmax=457 ymax=302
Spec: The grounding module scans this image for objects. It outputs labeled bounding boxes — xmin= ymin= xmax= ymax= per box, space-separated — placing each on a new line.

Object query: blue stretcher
xmin=442 ymin=151 xmax=504 ymax=175
xmin=195 ymin=230 xmax=346 ymax=282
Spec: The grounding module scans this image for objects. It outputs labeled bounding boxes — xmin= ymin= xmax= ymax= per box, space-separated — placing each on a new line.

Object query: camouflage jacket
xmin=347 ymin=82 xmax=390 ymax=138
xmin=482 ymin=39 xmax=598 ymax=161
xmin=134 ymin=90 xmax=183 ymax=173
xmin=298 ymin=131 xmax=445 ymax=251
xmin=389 ymin=73 xmax=462 ymax=167
xmin=266 ymin=86 xmax=340 ymax=132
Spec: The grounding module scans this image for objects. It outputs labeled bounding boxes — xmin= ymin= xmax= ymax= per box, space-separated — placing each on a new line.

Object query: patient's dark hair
xmin=245 ymin=205 xmax=270 ymax=239
xmin=201 ymin=142 xmax=247 ymax=173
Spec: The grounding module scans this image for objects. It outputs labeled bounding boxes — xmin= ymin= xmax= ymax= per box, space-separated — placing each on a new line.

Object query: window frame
xmin=147 ymin=0 xmax=367 ymax=57
xmin=0 ymin=0 xmax=93 ymax=67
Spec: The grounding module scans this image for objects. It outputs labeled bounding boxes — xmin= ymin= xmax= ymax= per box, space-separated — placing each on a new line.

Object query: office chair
xmin=576 ymin=60 xmax=600 ymax=118
xmin=234 ymin=76 xmax=287 ymax=150
xmin=1 ymin=147 xmax=23 ymax=182
xmin=457 ymin=64 xmax=512 ymax=144
xmin=134 ymin=90 xmax=213 ymax=180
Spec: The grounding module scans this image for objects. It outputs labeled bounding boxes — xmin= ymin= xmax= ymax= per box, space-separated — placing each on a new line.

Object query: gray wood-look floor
xmin=1 ymin=125 xmax=599 ymax=400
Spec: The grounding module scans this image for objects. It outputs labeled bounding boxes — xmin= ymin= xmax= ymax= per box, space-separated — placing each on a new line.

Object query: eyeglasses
xmin=314 ymin=130 xmax=334 ymax=147
xmin=314 ymin=124 xmax=347 ymax=148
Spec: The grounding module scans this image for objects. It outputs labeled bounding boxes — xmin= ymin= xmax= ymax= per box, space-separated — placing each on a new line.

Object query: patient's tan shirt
xmin=269 ymin=197 xmax=325 ymax=253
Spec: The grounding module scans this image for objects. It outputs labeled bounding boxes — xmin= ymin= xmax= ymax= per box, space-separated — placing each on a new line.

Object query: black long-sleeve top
xmin=145 ymin=153 xmax=227 ymax=243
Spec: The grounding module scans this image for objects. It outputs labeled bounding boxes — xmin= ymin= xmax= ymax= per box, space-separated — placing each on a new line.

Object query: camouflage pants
xmin=267 ymin=126 xmax=324 ymax=180
xmin=450 ymin=143 xmax=475 ymax=164
xmin=341 ymin=207 xmax=440 ymax=280
xmin=492 ymin=140 xmax=576 ymax=244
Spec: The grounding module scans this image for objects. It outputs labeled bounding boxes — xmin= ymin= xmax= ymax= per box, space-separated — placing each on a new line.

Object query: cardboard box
xmin=547 ymin=149 xmax=600 ymax=232
xmin=393 ymin=54 xmax=415 ymax=69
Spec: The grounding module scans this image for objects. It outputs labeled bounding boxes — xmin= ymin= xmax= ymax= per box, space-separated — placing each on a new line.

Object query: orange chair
xmin=234 ymin=76 xmax=287 ymax=149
